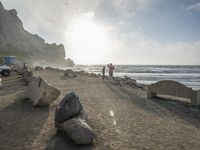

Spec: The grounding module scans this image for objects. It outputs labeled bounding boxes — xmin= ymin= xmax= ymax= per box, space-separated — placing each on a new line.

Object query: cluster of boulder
xmin=34 ymin=66 xmax=102 ymax=79
xmin=113 ymin=75 xmax=145 ymax=90
xmin=55 ymin=92 xmax=96 ymax=144
xmin=63 ymin=69 xmax=102 ymax=78
xmin=20 ymin=66 xmax=96 ymax=144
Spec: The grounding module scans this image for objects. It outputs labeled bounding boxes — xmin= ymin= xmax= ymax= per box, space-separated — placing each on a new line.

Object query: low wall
xmin=147 ymin=80 xmax=200 ymax=106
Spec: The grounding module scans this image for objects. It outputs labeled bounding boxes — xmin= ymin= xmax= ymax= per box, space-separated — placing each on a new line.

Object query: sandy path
xmin=1 ymin=70 xmax=200 ymax=150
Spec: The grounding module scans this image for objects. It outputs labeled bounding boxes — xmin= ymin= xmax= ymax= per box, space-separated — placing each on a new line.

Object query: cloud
xmin=94 ymin=0 xmax=151 ymax=24
xmin=1 ymin=0 xmax=200 ymax=65
xmin=107 ymin=26 xmax=200 ymax=65
xmin=186 ymin=2 xmax=200 ymax=11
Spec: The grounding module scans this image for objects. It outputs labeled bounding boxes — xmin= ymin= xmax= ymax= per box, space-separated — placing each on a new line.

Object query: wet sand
xmin=1 ymin=69 xmax=200 ymax=150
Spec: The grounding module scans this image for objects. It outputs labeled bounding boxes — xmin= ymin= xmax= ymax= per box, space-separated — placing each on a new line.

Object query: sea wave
xmin=72 ymin=65 xmax=200 ymax=90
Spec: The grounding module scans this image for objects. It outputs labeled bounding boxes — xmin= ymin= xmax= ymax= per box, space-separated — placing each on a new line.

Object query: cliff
xmin=0 ymin=2 xmax=74 ymax=67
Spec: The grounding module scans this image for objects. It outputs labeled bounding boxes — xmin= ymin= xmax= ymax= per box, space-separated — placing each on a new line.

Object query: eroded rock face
xmin=63 ymin=118 xmax=96 ymax=144
xmin=55 ymin=92 xmax=83 ymax=122
xmin=27 ymin=76 xmax=61 ymax=106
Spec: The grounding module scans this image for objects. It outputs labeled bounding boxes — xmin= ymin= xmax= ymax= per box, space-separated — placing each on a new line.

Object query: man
xmin=107 ymin=63 xmax=115 ymax=78
xmin=102 ymin=66 xmax=105 ymax=80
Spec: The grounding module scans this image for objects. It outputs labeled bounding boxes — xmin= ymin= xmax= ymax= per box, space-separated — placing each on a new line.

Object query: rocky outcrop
xmin=27 ymin=76 xmax=61 ymax=106
xmin=0 ymin=2 xmax=74 ymax=67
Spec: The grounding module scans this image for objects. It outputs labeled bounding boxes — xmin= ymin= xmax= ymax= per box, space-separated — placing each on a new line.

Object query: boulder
xmin=124 ymin=76 xmax=145 ymax=90
xmin=62 ymin=118 xmax=96 ymax=144
xmin=54 ymin=92 xmax=96 ymax=144
xmin=27 ymin=76 xmax=61 ymax=106
xmin=35 ymin=66 xmax=43 ymax=71
xmin=55 ymin=92 xmax=83 ymax=123
xmin=55 ymin=109 xmax=87 ymax=130
xmin=45 ymin=66 xmax=58 ymax=71
xmin=64 ymin=69 xmax=77 ymax=77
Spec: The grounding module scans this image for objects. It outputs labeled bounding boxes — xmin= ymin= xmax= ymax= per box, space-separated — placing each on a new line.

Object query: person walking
xmin=102 ymin=66 xmax=105 ymax=80
xmin=107 ymin=63 xmax=115 ymax=78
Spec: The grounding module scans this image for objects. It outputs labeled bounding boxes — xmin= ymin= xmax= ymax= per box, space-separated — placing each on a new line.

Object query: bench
xmin=147 ymin=80 xmax=200 ymax=106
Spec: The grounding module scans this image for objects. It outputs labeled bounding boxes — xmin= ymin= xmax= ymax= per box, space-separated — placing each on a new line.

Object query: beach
xmin=1 ymin=69 xmax=200 ymax=150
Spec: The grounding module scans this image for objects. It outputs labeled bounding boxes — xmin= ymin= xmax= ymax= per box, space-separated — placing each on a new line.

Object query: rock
xmin=54 ymin=92 xmax=96 ymax=144
xmin=124 ymin=76 xmax=145 ymax=90
xmin=55 ymin=92 xmax=83 ymax=122
xmin=35 ymin=66 xmax=43 ymax=71
xmin=27 ymin=76 xmax=61 ymax=106
xmin=55 ymin=109 xmax=87 ymax=130
xmin=62 ymin=118 xmax=96 ymax=144
xmin=124 ymin=75 xmax=137 ymax=86
xmin=87 ymin=73 xmax=97 ymax=78
xmin=64 ymin=69 xmax=77 ymax=77
xmin=45 ymin=66 xmax=56 ymax=70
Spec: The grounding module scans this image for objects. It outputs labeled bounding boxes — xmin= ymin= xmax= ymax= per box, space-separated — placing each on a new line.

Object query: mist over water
xmin=68 ymin=65 xmax=200 ymax=90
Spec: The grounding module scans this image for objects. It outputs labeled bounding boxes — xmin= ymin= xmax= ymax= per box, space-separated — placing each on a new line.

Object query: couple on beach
xmin=102 ymin=63 xmax=115 ymax=80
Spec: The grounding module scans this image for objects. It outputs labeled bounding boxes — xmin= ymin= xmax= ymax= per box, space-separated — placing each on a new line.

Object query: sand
xmin=1 ymin=69 xmax=200 ymax=150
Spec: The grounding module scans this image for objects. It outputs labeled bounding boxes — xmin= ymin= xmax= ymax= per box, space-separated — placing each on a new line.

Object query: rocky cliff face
xmin=0 ymin=2 xmax=74 ymax=67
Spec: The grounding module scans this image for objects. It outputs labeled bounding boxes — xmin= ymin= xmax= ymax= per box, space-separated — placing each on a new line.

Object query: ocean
xmin=70 ymin=65 xmax=200 ymax=90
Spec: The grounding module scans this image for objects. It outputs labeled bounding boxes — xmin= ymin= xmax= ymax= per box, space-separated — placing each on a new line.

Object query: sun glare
xmin=66 ymin=13 xmax=110 ymax=64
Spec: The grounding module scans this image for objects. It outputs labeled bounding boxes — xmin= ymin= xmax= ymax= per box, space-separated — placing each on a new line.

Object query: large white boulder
xmin=27 ymin=76 xmax=61 ymax=106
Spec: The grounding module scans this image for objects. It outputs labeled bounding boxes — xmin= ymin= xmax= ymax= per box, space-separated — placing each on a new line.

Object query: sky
xmin=1 ymin=0 xmax=200 ymax=65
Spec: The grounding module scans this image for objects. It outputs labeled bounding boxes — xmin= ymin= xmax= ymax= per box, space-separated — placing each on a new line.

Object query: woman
xmin=107 ymin=63 xmax=115 ymax=77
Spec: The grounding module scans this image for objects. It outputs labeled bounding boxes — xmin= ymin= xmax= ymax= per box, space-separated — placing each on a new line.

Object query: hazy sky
xmin=1 ymin=0 xmax=200 ymax=65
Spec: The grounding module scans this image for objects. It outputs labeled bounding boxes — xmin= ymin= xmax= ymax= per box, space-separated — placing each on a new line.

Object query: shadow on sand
xmin=44 ymin=132 xmax=93 ymax=150
xmin=0 ymin=97 xmax=49 ymax=149
xmin=104 ymin=81 xmax=200 ymax=129
xmin=0 ymin=73 xmax=26 ymax=96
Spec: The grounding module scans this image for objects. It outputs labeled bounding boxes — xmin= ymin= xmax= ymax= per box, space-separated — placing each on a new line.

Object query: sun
xmin=66 ymin=13 xmax=110 ymax=64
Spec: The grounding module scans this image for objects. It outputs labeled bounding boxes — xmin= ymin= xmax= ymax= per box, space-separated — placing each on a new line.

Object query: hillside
xmin=0 ymin=1 xmax=74 ymax=67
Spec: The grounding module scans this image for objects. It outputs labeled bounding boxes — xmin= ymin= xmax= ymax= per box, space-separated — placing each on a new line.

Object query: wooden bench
xmin=147 ymin=80 xmax=200 ymax=106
